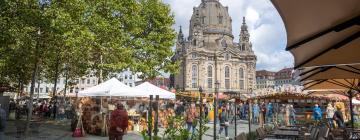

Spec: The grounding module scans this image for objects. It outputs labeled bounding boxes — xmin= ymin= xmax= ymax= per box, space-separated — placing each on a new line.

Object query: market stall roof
xmin=271 ymin=0 xmax=360 ymax=68
xmin=134 ymin=82 xmax=175 ymax=99
xmin=352 ymin=98 xmax=360 ymax=104
xmin=307 ymin=90 xmax=349 ymax=101
xmin=79 ymin=78 xmax=146 ymax=97
xmin=299 ymin=64 xmax=360 ymax=81
xmin=303 ymin=79 xmax=360 ymax=91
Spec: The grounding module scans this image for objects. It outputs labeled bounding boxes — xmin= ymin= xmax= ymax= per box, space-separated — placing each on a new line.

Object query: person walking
xmin=285 ymin=104 xmax=290 ymax=126
xmin=333 ymin=106 xmax=344 ymax=128
xmin=58 ymin=105 xmax=65 ymax=121
xmin=313 ymin=104 xmax=322 ymax=126
xmin=185 ymin=104 xmax=198 ymax=139
xmin=260 ymin=102 xmax=267 ymax=124
xmin=218 ymin=106 xmax=229 ymax=139
xmin=109 ymin=103 xmax=129 ymax=140
xmin=252 ymin=103 xmax=260 ymax=124
xmin=326 ymin=103 xmax=335 ymax=128
xmin=279 ymin=104 xmax=286 ymax=126
xmin=0 ymin=104 xmax=7 ymax=140
xmin=289 ymin=105 xmax=296 ymax=125
xmin=266 ymin=103 xmax=273 ymax=123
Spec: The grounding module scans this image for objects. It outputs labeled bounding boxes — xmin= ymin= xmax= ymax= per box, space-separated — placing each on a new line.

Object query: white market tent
xmin=134 ymin=82 xmax=176 ymax=99
xmin=79 ymin=77 xmax=146 ymax=97
xmin=353 ymin=98 xmax=360 ymax=105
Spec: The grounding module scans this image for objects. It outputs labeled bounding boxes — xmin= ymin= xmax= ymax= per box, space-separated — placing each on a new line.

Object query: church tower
xmin=172 ymin=0 xmax=257 ymax=93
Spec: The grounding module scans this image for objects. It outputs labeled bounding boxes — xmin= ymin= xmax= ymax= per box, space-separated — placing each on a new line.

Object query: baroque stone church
xmin=172 ymin=0 xmax=257 ymax=93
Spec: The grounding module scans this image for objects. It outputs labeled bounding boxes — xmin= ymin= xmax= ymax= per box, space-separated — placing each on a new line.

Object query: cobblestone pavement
xmin=4 ymin=119 xmax=258 ymax=140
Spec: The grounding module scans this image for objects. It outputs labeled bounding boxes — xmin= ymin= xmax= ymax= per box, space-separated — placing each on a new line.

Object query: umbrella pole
xmin=349 ymin=91 xmax=354 ymax=130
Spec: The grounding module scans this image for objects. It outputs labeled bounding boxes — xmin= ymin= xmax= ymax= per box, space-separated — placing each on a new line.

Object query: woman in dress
xmin=326 ymin=103 xmax=335 ymax=128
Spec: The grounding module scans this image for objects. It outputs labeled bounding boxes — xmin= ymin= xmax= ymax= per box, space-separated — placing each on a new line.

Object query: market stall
xmin=76 ymin=78 xmax=178 ymax=136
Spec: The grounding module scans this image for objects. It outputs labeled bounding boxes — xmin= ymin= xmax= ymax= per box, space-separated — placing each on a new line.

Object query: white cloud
xmin=163 ymin=0 xmax=294 ymax=72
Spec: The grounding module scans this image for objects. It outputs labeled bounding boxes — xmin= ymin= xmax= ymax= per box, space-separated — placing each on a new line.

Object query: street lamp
xmin=248 ymin=88 xmax=253 ymax=134
xmin=214 ymin=81 xmax=220 ymax=140
xmin=199 ymin=86 xmax=203 ymax=140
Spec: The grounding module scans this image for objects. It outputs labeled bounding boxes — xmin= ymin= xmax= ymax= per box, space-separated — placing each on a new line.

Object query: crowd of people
xmin=6 ymin=98 xmax=76 ymax=121
xmin=0 ymin=97 xmax=354 ymax=140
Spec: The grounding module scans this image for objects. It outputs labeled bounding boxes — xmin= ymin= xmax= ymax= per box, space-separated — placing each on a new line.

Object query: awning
xmin=271 ymin=0 xmax=360 ymax=68
xmin=134 ymin=82 xmax=175 ymax=99
xmin=79 ymin=78 xmax=145 ymax=97
xmin=299 ymin=64 xmax=360 ymax=81
xmin=307 ymin=90 xmax=349 ymax=101
xmin=303 ymin=79 xmax=360 ymax=91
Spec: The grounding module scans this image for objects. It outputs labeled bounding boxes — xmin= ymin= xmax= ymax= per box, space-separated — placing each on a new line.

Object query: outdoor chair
xmin=300 ymin=126 xmax=319 ymax=140
xmin=256 ymin=128 xmax=276 ymax=140
xmin=235 ymin=132 xmax=246 ymax=140
xmin=328 ymin=133 xmax=343 ymax=140
xmin=316 ymin=127 xmax=330 ymax=140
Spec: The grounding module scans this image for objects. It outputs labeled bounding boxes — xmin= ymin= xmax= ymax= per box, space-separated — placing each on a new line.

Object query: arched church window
xmin=202 ymin=16 xmax=206 ymax=24
xmin=239 ymin=68 xmax=245 ymax=89
xmin=207 ymin=65 xmax=213 ymax=88
xmin=225 ymin=66 xmax=230 ymax=89
xmin=193 ymin=39 xmax=197 ymax=46
xmin=192 ymin=65 xmax=198 ymax=88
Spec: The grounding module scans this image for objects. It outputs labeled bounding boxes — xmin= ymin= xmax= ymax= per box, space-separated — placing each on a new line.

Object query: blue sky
xmin=163 ymin=0 xmax=294 ymax=72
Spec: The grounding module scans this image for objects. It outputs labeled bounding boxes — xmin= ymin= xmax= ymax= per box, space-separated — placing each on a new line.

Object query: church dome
xmin=189 ymin=0 xmax=233 ymax=39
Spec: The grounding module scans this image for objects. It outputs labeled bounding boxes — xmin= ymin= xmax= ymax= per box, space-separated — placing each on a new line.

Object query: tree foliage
xmin=0 ymin=0 xmax=179 ymax=87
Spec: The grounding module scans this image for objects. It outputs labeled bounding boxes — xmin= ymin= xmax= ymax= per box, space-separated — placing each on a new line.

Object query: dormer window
xmin=218 ymin=16 xmax=223 ymax=24
xmin=192 ymin=53 xmax=197 ymax=59
xmin=225 ymin=53 xmax=230 ymax=60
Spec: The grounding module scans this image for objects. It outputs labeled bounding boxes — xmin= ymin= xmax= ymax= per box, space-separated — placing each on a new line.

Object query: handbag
xmin=72 ymin=128 xmax=83 ymax=137
xmin=224 ymin=121 xmax=230 ymax=126
xmin=72 ymin=114 xmax=85 ymax=137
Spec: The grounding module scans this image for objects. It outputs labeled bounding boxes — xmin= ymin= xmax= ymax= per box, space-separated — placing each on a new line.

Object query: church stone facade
xmin=172 ymin=0 xmax=257 ymax=93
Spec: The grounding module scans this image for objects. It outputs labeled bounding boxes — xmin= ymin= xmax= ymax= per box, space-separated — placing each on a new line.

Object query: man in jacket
xmin=0 ymin=104 xmax=7 ymax=140
xmin=109 ymin=103 xmax=129 ymax=140
xmin=313 ymin=104 xmax=322 ymax=125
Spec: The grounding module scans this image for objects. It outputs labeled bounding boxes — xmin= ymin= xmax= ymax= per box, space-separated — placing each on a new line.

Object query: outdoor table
xmin=273 ymin=130 xmax=299 ymax=139
xmin=263 ymin=138 xmax=292 ymax=140
xmin=278 ymin=127 xmax=301 ymax=131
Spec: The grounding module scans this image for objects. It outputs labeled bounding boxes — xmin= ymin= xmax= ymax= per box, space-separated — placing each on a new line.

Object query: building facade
xmin=115 ymin=68 xmax=141 ymax=87
xmin=275 ymin=67 xmax=296 ymax=86
xmin=256 ymin=70 xmax=275 ymax=89
xmin=25 ymin=69 xmax=142 ymax=98
xmin=172 ymin=0 xmax=257 ymax=93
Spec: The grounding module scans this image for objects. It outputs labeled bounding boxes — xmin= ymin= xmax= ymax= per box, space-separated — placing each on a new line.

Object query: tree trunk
xmin=37 ymin=77 xmax=40 ymax=100
xmin=52 ymin=57 xmax=60 ymax=98
xmin=26 ymin=58 xmax=39 ymax=135
xmin=63 ymin=67 xmax=68 ymax=103
xmin=17 ymin=78 xmax=21 ymax=98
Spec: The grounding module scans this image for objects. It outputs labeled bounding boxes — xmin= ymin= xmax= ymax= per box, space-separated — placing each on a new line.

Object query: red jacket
xmin=109 ymin=109 xmax=129 ymax=135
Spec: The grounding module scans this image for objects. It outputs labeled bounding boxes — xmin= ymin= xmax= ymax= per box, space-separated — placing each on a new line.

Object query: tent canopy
xmin=134 ymin=82 xmax=175 ymax=99
xmin=303 ymin=79 xmax=360 ymax=91
xmin=299 ymin=64 xmax=360 ymax=81
xmin=79 ymin=78 xmax=145 ymax=97
xmin=271 ymin=0 xmax=360 ymax=68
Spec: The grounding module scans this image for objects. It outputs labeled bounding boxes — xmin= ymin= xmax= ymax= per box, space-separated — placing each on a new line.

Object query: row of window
xmin=191 ymin=65 xmax=245 ymax=89
xmin=119 ymin=75 xmax=134 ymax=81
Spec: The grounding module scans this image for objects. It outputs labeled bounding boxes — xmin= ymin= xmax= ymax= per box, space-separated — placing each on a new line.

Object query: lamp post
xmin=214 ymin=81 xmax=220 ymax=140
xmin=248 ymin=88 xmax=253 ymax=134
xmin=199 ymin=86 xmax=203 ymax=140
